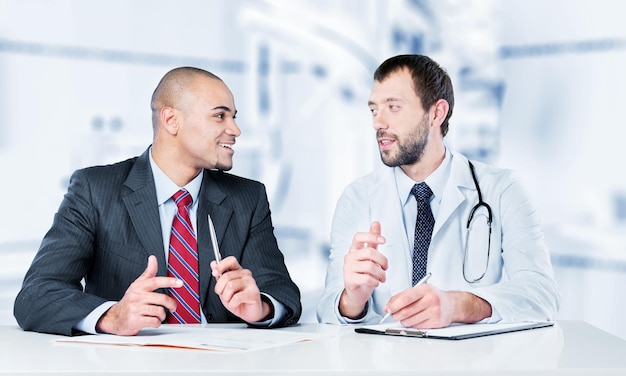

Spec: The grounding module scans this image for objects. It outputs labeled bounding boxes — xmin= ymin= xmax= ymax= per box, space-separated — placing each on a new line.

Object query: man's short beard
xmin=379 ymin=117 xmax=429 ymax=167
xmin=380 ymin=137 xmax=427 ymax=167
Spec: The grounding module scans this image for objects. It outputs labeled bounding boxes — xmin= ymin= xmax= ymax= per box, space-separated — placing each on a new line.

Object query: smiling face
xmin=151 ymin=68 xmax=242 ymax=186
xmin=368 ymin=68 xmax=431 ymax=168
xmin=175 ymin=75 xmax=240 ymax=172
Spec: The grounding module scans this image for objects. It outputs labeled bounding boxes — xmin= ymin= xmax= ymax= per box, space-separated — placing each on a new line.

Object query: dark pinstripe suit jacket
xmin=14 ymin=148 xmax=301 ymax=335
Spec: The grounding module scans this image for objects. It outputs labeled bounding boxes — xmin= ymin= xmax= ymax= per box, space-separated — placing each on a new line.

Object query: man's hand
xmin=382 ymin=283 xmax=493 ymax=328
xmin=96 ymin=255 xmax=182 ymax=336
xmin=210 ymin=256 xmax=271 ymax=323
xmin=339 ymin=221 xmax=387 ymax=319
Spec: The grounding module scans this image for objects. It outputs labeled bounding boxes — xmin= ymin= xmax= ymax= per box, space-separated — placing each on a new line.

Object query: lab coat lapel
xmin=432 ymin=153 xmax=475 ymax=239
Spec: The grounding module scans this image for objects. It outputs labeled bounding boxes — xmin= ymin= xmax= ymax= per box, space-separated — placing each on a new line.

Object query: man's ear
xmin=160 ymin=106 xmax=179 ymax=135
xmin=431 ymin=99 xmax=449 ymax=128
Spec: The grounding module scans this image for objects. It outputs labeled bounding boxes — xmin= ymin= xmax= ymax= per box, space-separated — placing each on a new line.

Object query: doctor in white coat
xmin=316 ymin=55 xmax=560 ymax=328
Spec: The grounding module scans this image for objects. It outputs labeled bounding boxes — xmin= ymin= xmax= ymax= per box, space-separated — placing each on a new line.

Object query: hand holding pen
xmin=379 ymin=272 xmax=432 ymax=324
xmin=207 ymin=214 xmax=272 ymax=322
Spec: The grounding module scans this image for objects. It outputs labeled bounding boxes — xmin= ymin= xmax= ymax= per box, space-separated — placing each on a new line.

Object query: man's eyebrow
xmin=211 ymin=105 xmax=233 ymax=112
xmin=383 ymin=97 xmax=403 ymax=103
xmin=368 ymin=97 xmax=403 ymax=106
xmin=211 ymin=106 xmax=237 ymax=118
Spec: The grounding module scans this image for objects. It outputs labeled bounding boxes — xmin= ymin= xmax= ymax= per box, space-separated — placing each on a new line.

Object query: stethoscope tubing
xmin=464 ymin=161 xmax=493 ymax=283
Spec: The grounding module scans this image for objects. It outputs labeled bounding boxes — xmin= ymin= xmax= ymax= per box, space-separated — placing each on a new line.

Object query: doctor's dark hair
xmin=373 ymin=54 xmax=455 ymax=137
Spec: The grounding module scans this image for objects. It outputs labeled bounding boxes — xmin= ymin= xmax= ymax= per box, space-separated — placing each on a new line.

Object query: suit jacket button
xmin=207 ymin=313 xmax=214 ymax=321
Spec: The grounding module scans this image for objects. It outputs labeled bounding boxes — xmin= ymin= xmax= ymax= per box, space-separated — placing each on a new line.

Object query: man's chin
xmin=380 ymin=153 xmax=400 ymax=168
xmin=382 ymin=161 xmax=400 ymax=168
xmin=213 ymin=163 xmax=233 ymax=172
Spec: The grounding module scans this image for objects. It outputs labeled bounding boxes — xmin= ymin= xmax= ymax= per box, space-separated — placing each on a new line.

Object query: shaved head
xmin=149 ymin=66 xmax=239 ymax=183
xmin=150 ymin=67 xmax=222 ymax=132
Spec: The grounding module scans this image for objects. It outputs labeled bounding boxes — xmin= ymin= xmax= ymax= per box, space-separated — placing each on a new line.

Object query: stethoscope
xmin=464 ymin=161 xmax=493 ymax=283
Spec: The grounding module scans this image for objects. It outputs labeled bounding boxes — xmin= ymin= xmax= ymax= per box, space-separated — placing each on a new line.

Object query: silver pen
xmin=208 ymin=214 xmax=222 ymax=263
xmin=379 ymin=272 xmax=432 ymax=324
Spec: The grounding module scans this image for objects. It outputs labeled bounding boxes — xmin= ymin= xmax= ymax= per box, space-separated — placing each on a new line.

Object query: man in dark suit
xmin=14 ymin=67 xmax=302 ymax=336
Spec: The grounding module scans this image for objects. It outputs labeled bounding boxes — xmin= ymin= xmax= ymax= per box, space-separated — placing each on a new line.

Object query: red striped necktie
xmin=166 ymin=189 xmax=201 ymax=324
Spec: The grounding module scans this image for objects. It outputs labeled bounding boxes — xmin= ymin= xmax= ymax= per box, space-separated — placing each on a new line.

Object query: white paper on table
xmin=55 ymin=325 xmax=333 ymax=352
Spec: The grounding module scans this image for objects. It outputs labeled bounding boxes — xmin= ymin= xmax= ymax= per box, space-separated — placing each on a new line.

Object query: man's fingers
xmin=138 ymin=255 xmax=158 ymax=280
xmin=147 ymin=292 xmax=178 ymax=314
xmin=214 ymin=269 xmax=258 ymax=300
xmin=145 ymin=276 xmax=183 ymax=291
xmin=385 ymin=286 xmax=429 ymax=323
xmin=368 ymin=221 xmax=385 ymax=250
xmin=370 ymin=221 xmax=381 ymax=236
xmin=133 ymin=256 xmax=182 ymax=291
xmin=351 ymin=233 xmax=386 ymax=251
xmin=212 ymin=256 xmax=242 ymax=276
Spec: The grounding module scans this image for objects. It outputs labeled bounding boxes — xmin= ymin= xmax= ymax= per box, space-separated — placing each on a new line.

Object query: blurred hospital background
xmin=1 ymin=0 xmax=625 ymax=339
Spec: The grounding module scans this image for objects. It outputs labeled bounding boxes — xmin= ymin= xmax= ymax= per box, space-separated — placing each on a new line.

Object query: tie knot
xmin=172 ymin=189 xmax=192 ymax=209
xmin=411 ymin=182 xmax=433 ymax=202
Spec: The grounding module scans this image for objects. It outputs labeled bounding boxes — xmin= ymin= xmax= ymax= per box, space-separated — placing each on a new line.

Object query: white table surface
xmin=1 ymin=320 xmax=625 ymax=375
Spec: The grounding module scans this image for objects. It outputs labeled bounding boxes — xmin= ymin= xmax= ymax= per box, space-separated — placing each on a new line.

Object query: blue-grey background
xmin=1 ymin=0 xmax=625 ymax=339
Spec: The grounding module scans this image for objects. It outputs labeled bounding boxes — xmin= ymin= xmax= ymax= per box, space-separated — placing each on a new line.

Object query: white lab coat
xmin=317 ymin=151 xmax=561 ymax=324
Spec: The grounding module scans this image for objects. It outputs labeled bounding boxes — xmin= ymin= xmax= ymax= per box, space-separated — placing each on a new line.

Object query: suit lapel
xmin=121 ymin=149 xmax=168 ymax=276
xmin=196 ymin=171 xmax=234 ymax=301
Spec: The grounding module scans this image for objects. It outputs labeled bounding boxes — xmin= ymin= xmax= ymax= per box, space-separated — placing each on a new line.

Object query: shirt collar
xmin=149 ymin=147 xmax=203 ymax=206
xmin=394 ymin=147 xmax=452 ymax=206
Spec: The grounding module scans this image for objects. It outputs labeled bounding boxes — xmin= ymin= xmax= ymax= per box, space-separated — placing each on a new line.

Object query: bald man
xmin=14 ymin=67 xmax=302 ymax=336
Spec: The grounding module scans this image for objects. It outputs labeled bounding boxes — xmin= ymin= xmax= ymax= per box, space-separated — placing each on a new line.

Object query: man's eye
xmin=370 ymin=108 xmax=377 ymax=116
xmin=215 ymin=113 xmax=224 ymax=119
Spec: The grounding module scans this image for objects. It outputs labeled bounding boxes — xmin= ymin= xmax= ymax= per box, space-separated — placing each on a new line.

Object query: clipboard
xmin=355 ymin=321 xmax=554 ymax=340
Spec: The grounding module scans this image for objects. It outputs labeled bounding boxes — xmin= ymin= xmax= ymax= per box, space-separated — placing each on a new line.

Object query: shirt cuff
xmin=333 ymin=292 xmax=370 ymax=324
xmin=248 ymin=293 xmax=287 ymax=327
xmin=74 ymin=301 xmax=116 ymax=334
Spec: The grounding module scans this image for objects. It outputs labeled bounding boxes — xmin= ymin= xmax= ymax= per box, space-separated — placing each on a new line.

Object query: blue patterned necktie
xmin=411 ymin=182 xmax=434 ymax=285
xmin=167 ymin=189 xmax=201 ymax=324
